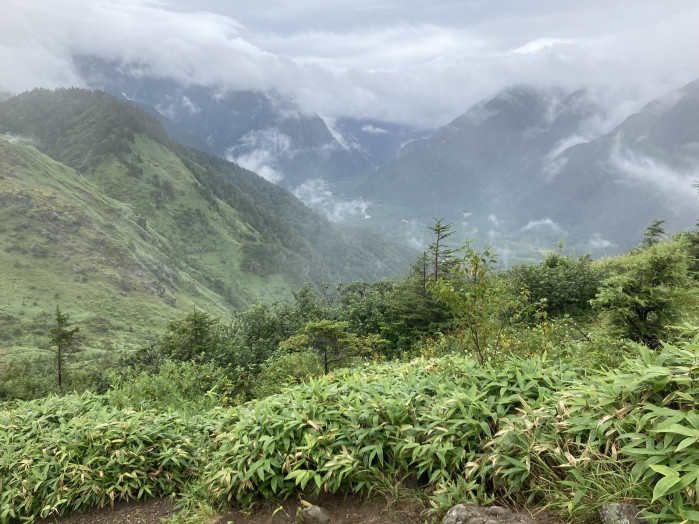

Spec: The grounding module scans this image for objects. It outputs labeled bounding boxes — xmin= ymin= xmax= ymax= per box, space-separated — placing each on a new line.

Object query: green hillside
xmin=0 ymin=88 xmax=414 ymax=354
xmin=0 ymin=134 xmax=260 ymax=352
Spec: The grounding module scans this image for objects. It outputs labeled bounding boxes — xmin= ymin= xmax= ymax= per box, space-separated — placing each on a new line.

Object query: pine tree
xmin=428 ymin=218 xmax=455 ymax=284
xmin=642 ymin=218 xmax=667 ymax=247
xmin=49 ymin=307 xmax=80 ymax=388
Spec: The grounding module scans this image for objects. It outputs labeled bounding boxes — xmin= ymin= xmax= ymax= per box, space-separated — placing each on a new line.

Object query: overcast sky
xmin=2 ymin=0 xmax=699 ymax=127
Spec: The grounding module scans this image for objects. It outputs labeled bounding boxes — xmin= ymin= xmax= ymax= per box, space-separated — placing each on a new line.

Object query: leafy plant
xmin=592 ymin=238 xmax=693 ymax=347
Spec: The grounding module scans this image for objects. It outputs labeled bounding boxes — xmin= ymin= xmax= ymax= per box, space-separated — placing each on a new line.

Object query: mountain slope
xmin=0 ymin=88 xmax=414 ymax=349
xmin=0 ymin=134 xmax=235 ymax=350
xmin=359 ymin=84 xmax=699 ymax=256
xmin=76 ymin=56 xmax=375 ymax=187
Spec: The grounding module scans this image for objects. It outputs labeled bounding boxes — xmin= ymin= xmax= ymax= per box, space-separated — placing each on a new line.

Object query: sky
xmin=2 ymin=0 xmax=699 ymax=128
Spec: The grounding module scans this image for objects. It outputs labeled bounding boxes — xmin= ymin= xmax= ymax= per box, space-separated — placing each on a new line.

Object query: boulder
xmin=301 ymin=504 xmax=332 ymax=524
xmin=597 ymin=503 xmax=643 ymax=524
xmin=442 ymin=504 xmax=537 ymax=524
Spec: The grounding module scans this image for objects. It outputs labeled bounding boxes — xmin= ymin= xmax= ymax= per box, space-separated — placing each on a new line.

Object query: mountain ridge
xmin=0 ymin=88 xmax=414 ymax=350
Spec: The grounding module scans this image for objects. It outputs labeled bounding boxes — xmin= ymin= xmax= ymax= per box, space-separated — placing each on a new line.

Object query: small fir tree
xmin=642 ymin=218 xmax=667 ymax=247
xmin=49 ymin=307 xmax=80 ymax=388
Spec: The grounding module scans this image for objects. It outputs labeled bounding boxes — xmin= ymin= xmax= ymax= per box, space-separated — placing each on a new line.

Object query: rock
xmin=301 ymin=504 xmax=332 ymax=524
xmin=442 ymin=504 xmax=536 ymax=524
xmin=597 ymin=503 xmax=643 ymax=524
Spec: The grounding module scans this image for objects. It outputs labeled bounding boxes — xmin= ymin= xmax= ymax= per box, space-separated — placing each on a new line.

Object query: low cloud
xmin=520 ymin=218 xmax=563 ymax=233
xmin=228 ymin=146 xmax=286 ymax=184
xmin=3 ymin=133 xmax=40 ymax=147
xmin=608 ymin=142 xmax=699 ymax=213
xmin=293 ymin=179 xmax=371 ymax=221
xmin=588 ymin=234 xmax=615 ymax=250
xmin=225 ymin=128 xmax=294 ymax=183
xmin=361 ymin=124 xmax=388 ymax=135
xmin=2 ymin=1 xmax=699 ymax=128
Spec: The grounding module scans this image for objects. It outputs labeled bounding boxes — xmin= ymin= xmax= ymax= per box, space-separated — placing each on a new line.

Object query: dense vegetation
xmin=1 ymin=215 xmax=697 ymax=522
xmin=0 ymin=89 xmax=414 ymax=358
xmin=0 ymin=89 xmax=698 ymax=523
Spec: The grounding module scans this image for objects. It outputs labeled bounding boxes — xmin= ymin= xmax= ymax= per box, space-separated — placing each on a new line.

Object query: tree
xmin=49 ymin=307 xmax=80 ymax=388
xmin=428 ymin=219 xmax=456 ymax=284
xmin=158 ymin=308 xmax=229 ymax=363
xmin=432 ymin=242 xmax=501 ymax=364
xmin=432 ymin=242 xmax=530 ymax=364
xmin=507 ymin=253 xmax=603 ymax=318
xmin=592 ymin=239 xmax=691 ymax=347
xmin=642 ymin=218 xmax=667 ymax=247
xmin=281 ymin=320 xmax=384 ymax=374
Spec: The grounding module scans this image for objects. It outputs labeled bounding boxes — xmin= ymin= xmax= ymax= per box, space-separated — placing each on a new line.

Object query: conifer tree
xmin=49 ymin=307 xmax=80 ymax=388
xmin=642 ymin=218 xmax=667 ymax=247
xmin=428 ymin=218 xmax=455 ymax=284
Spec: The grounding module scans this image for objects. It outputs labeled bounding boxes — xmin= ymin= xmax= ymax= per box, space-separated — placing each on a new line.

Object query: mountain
xmin=332 ymin=117 xmax=431 ymax=166
xmin=75 ymin=56 xmax=375 ymax=188
xmin=359 ymin=83 xmax=699 ymax=256
xmin=0 ymin=88 xmax=414 ymax=349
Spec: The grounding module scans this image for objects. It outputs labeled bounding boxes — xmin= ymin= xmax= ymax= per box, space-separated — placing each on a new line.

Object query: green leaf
xmin=675 ymin=436 xmax=698 ymax=452
xmin=649 ymin=465 xmax=680 ymax=477
xmin=652 ymin=475 xmax=681 ymax=501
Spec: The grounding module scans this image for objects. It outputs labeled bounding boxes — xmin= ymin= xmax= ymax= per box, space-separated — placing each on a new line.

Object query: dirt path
xmin=36 ymin=494 xmax=431 ymax=524
xmin=35 ymin=494 xmax=564 ymax=524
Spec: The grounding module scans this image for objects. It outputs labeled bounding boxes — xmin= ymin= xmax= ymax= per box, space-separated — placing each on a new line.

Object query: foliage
xmin=427 ymin=218 xmax=456 ymax=284
xmin=507 ymin=252 xmax=604 ymax=317
xmin=592 ymin=239 xmax=693 ymax=347
xmin=202 ymin=339 xmax=699 ymax=522
xmin=0 ymin=352 xmax=110 ymax=401
xmin=157 ymin=309 xmax=230 ymax=363
xmin=280 ymin=320 xmax=385 ymax=374
xmin=48 ymin=307 xmax=81 ymax=389
xmin=432 ymin=242 xmax=528 ymax=364
xmin=2 ymin=336 xmax=699 ymax=522
xmin=108 ymin=359 xmax=239 ymax=412
xmin=642 ymin=218 xmax=668 ymax=247
xmin=252 ymin=349 xmax=323 ymax=399
xmin=0 ymin=392 xmax=236 ymax=521
xmin=483 ymin=335 xmax=699 ymax=523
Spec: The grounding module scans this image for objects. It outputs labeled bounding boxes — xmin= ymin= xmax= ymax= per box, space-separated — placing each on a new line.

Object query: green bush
xmin=108 ymin=359 xmax=235 ymax=412
xmin=0 ymin=392 xmax=237 ymax=521
xmin=252 ymin=348 xmax=323 ymax=399
xmin=507 ymin=252 xmax=604 ymax=318
xmin=592 ymin=239 xmax=693 ymax=347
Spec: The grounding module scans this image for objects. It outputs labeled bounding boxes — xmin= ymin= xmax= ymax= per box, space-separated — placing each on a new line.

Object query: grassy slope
xmin=0 ymin=134 xmax=287 ymax=355
xmin=0 ymin=88 xmax=394 ymax=355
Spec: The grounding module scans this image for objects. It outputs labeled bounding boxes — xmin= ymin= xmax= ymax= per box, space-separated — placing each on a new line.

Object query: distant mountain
xmin=0 ymin=88 xmax=414 ymax=348
xmin=359 ymin=83 xmax=699 ymax=256
xmin=75 ymin=56 xmax=375 ymax=188
xmin=332 ymin=117 xmax=431 ymax=166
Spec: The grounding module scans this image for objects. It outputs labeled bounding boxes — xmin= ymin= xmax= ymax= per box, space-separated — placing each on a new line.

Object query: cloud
xmin=361 ymin=124 xmax=388 ymax=135
xmin=608 ymin=142 xmax=699 ymax=213
xmin=3 ymin=133 xmax=40 ymax=147
xmin=292 ymin=179 xmax=371 ymax=222
xmin=588 ymin=234 xmax=615 ymax=250
xmin=510 ymin=38 xmax=577 ymax=55
xmin=226 ymin=128 xmax=293 ymax=184
xmin=230 ymin=149 xmax=285 ymax=184
xmin=520 ymin=218 xmax=563 ymax=233
xmin=2 ymin=0 xmax=699 ymax=128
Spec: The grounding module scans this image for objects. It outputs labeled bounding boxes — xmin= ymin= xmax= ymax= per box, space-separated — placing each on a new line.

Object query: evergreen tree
xmin=49 ymin=307 xmax=80 ymax=388
xmin=428 ymin=218 xmax=456 ymax=284
xmin=592 ymin=239 xmax=691 ymax=347
xmin=642 ymin=218 xmax=667 ymax=247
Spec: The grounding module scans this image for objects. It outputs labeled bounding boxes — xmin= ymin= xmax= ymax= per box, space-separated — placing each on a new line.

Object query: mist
xmin=2 ymin=1 xmax=699 ymax=128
